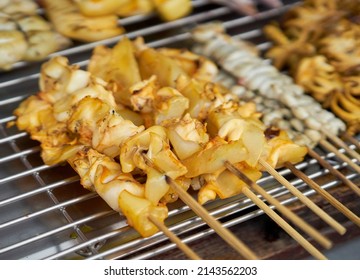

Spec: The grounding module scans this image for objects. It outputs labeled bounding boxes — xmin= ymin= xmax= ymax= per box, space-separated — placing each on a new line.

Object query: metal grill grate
xmin=0 ymin=0 xmax=359 ymax=260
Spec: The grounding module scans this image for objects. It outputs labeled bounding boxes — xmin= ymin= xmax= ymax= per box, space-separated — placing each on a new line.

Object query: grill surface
xmin=0 ymin=0 xmax=359 ymax=260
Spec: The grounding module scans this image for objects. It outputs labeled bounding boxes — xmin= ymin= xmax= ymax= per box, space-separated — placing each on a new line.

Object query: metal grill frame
xmin=0 ymin=0 xmax=359 ymax=260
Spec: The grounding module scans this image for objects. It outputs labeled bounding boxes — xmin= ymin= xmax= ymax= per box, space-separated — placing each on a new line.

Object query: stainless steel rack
xmin=0 ymin=0 xmax=359 ymax=260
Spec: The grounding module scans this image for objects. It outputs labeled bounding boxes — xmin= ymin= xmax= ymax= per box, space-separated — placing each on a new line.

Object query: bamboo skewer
xmin=148 ymin=215 xmax=202 ymax=260
xmin=241 ymin=188 xmax=327 ymax=260
xmin=284 ymin=162 xmax=360 ymax=227
xmin=319 ymin=139 xmax=360 ymax=174
xmin=258 ymin=158 xmax=347 ymax=235
xmin=143 ymin=154 xmax=258 ymax=260
xmin=307 ymin=148 xmax=360 ymax=196
xmin=321 ymin=130 xmax=360 ymax=163
xmin=342 ymin=132 xmax=360 ymax=150
xmin=225 ymin=161 xmax=332 ymax=249
xmin=164 ymin=175 xmax=258 ymax=260
xmin=224 ymin=162 xmax=327 ymax=260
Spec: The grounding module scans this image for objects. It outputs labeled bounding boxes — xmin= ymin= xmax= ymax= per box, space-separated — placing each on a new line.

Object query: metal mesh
xmin=0 ymin=0 xmax=358 ymax=260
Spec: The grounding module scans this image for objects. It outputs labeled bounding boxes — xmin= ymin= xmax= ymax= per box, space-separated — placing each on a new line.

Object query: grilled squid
xmin=191 ymin=23 xmax=346 ymax=143
xmin=0 ymin=30 xmax=27 ymax=70
xmin=0 ymin=0 xmax=71 ymax=70
xmin=73 ymin=0 xmax=192 ymax=21
xmin=12 ymin=37 xmax=310 ymax=239
xmin=41 ymin=0 xmax=124 ymax=42
xmin=264 ymin=0 xmax=360 ymax=134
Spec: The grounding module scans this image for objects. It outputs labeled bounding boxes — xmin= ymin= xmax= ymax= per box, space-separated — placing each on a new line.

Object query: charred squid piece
xmin=88 ymin=37 xmax=142 ymax=107
xmin=40 ymin=0 xmax=124 ymax=42
xmin=73 ymin=0 xmax=192 ymax=21
xmin=12 ymin=94 xmax=84 ymax=165
xmin=38 ymin=56 xmax=118 ymax=122
xmin=67 ymin=97 xmax=145 ymax=158
xmin=0 ymin=0 xmax=71 ymax=70
xmin=68 ymin=147 xmax=168 ymax=238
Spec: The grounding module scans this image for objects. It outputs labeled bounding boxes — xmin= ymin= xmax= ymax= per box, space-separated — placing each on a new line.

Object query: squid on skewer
xmin=68 ymin=147 xmax=168 ymax=237
xmin=12 ymin=36 xmax=339 ymax=260
xmin=263 ymin=0 xmax=360 ymax=134
xmin=190 ymin=23 xmax=347 ymax=146
xmin=190 ymin=23 xmax=360 ymax=220
xmin=40 ymin=0 xmax=124 ymax=42
xmin=11 ymin=56 xmax=173 ymax=237
xmin=190 ymin=23 xmax=360 ymax=177
xmin=72 ymin=0 xmax=192 ymax=21
xmin=0 ymin=0 xmax=71 ymax=70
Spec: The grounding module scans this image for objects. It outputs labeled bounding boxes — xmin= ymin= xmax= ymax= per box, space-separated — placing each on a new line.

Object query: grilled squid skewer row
xmin=11 ymin=37 xmax=343 ymax=255
xmin=193 ymin=31 xmax=360 ymax=205
xmin=190 ymin=23 xmax=346 ymax=146
xmin=163 ymin=107 xmax=340 ymax=253
xmin=215 ymin=66 xmax=360 ymax=194
xmin=190 ymin=24 xmax=360 ymax=176
xmin=12 ymin=52 xmax=303 ymax=242
xmin=12 ymin=56 xmax=180 ymax=238
xmin=13 ymin=86 xmax=198 ymax=254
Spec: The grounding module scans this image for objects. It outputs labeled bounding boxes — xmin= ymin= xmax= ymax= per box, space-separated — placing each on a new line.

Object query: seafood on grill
xmin=72 ymin=0 xmax=192 ymax=21
xmin=40 ymin=0 xmax=125 ymax=42
xmin=190 ymin=22 xmax=347 ymax=146
xmin=0 ymin=0 xmax=71 ymax=70
xmin=12 ymin=37 xmax=308 ymax=238
xmin=263 ymin=0 xmax=360 ymax=134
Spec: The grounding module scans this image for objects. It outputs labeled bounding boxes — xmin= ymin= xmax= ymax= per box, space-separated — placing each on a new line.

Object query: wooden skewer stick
xmin=224 ymin=162 xmax=327 ymax=260
xmin=143 ymin=154 xmax=258 ymax=260
xmin=241 ymin=188 xmax=327 ymax=260
xmin=307 ymin=148 xmax=360 ymax=197
xmin=284 ymin=162 xmax=360 ymax=227
xmin=258 ymin=158 xmax=346 ymax=235
xmin=319 ymin=139 xmax=360 ymax=174
xmin=342 ymin=132 xmax=360 ymax=150
xmin=148 ymin=215 xmax=202 ymax=260
xmin=321 ymin=130 xmax=360 ymax=163
xmin=164 ymin=175 xmax=258 ymax=260
xmin=225 ymin=161 xmax=332 ymax=249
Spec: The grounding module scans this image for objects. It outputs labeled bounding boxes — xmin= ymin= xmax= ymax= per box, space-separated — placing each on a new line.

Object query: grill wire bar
xmin=0 ymin=0 xmax=359 ymax=260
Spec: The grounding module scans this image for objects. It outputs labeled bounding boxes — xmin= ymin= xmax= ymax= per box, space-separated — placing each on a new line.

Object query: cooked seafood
xmin=0 ymin=0 xmax=71 ymax=70
xmin=12 ymin=37 xmax=307 ymax=239
xmin=191 ymin=23 xmax=347 ymax=146
xmin=40 ymin=0 xmax=124 ymax=42
xmin=72 ymin=0 xmax=192 ymax=21
xmin=264 ymin=0 xmax=360 ymax=134
xmin=72 ymin=0 xmax=128 ymax=17
xmin=0 ymin=29 xmax=27 ymax=70
xmin=152 ymin=0 xmax=192 ymax=21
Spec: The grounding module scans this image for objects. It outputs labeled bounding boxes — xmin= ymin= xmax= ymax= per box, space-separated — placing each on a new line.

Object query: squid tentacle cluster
xmin=263 ymin=0 xmax=360 ymax=134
